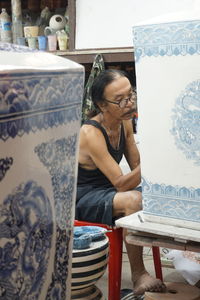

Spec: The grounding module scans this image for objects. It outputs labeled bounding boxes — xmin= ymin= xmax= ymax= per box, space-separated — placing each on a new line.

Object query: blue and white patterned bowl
xmin=0 ymin=43 xmax=84 ymax=300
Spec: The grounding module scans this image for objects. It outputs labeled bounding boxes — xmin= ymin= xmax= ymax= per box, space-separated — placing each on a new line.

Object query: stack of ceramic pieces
xmin=71 ymin=236 xmax=109 ymax=291
xmin=71 ymin=285 xmax=104 ymax=300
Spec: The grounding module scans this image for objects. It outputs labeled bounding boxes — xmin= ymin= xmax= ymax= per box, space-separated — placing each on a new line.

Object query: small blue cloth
xmin=73 ymin=226 xmax=107 ymax=249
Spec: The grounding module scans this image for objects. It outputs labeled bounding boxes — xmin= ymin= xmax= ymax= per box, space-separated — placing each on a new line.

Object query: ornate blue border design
xmin=0 ymin=157 xmax=13 ymax=181
xmin=132 ymin=20 xmax=200 ymax=62
xmin=35 ymin=136 xmax=78 ymax=298
xmin=35 ymin=136 xmax=77 ymax=230
xmin=171 ymin=80 xmax=200 ymax=165
xmin=0 ymin=180 xmax=53 ymax=299
xmin=0 ymin=72 xmax=84 ymax=141
xmin=142 ymin=177 xmax=200 ymax=222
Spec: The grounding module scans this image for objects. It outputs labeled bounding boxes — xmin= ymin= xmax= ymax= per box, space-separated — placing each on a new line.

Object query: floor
xmin=96 ymin=246 xmax=187 ymax=299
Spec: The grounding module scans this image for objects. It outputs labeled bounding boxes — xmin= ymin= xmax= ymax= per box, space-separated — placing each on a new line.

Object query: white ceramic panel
xmin=133 ymin=20 xmax=200 ymax=229
xmin=0 ymin=43 xmax=84 ymax=299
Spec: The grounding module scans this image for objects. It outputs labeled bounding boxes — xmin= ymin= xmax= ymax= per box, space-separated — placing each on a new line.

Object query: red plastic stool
xmin=152 ymin=246 xmax=163 ymax=281
xmin=74 ymin=220 xmax=123 ymax=300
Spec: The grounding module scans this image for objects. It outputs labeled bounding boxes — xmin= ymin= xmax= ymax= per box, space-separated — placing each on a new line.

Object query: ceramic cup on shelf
xmin=17 ymin=37 xmax=26 ymax=46
xmin=24 ymin=25 xmax=39 ymax=38
xmin=57 ymin=30 xmax=68 ymax=51
xmin=38 ymin=35 xmax=47 ymax=51
xmin=47 ymin=34 xmax=57 ymax=51
xmin=27 ymin=36 xmax=37 ymax=49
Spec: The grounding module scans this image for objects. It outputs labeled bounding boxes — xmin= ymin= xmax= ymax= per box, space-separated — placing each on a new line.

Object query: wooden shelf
xmin=52 ymin=48 xmax=134 ymax=64
xmin=8 ymin=0 xmax=135 ymax=64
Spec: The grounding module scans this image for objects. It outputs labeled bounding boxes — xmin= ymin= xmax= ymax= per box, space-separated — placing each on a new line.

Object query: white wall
xmin=75 ymin=0 xmax=200 ymax=49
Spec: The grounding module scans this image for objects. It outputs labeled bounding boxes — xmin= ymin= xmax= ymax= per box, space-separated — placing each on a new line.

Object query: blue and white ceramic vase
xmin=133 ymin=19 xmax=200 ymax=230
xmin=0 ymin=43 xmax=84 ymax=299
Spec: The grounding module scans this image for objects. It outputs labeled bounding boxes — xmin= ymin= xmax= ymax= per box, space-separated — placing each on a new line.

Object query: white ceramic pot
xmin=49 ymin=14 xmax=66 ymax=31
xmin=0 ymin=42 xmax=84 ymax=299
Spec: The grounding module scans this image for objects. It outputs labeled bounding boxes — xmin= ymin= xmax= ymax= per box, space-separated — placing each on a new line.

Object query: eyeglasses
xmin=104 ymin=91 xmax=136 ymax=108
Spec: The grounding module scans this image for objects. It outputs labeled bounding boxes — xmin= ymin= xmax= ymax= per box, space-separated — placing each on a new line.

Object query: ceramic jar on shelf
xmin=49 ymin=14 xmax=66 ymax=31
xmin=0 ymin=42 xmax=84 ymax=299
xmin=44 ymin=14 xmax=67 ymax=36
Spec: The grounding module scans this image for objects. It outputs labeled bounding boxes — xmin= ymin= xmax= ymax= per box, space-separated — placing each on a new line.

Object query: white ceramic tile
xmin=133 ymin=20 xmax=200 ymax=229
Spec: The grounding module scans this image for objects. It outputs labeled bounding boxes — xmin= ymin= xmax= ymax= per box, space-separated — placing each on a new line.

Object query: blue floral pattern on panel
xmin=0 ymin=157 xmax=13 ymax=181
xmin=35 ymin=136 xmax=78 ymax=298
xmin=171 ymin=80 xmax=200 ymax=165
xmin=0 ymin=180 xmax=53 ymax=300
xmin=142 ymin=177 xmax=200 ymax=222
xmin=0 ymin=72 xmax=83 ymax=141
xmin=132 ymin=20 xmax=200 ymax=62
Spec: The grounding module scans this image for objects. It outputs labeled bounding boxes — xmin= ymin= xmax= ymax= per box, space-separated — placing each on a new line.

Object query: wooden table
xmin=115 ymin=212 xmax=200 ymax=281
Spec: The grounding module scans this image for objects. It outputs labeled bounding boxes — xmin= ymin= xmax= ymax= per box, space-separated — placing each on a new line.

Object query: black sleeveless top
xmin=77 ymin=120 xmax=125 ymax=187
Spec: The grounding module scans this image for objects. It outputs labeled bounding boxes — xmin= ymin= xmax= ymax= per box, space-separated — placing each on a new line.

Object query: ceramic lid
xmin=0 ymin=42 xmax=83 ymax=72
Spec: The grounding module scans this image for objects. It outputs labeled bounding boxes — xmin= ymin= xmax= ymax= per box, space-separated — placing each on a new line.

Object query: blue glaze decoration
xmin=0 ymin=157 xmax=13 ymax=181
xmin=0 ymin=42 xmax=37 ymax=52
xmin=133 ymin=20 xmax=200 ymax=62
xmin=0 ymin=180 xmax=53 ymax=299
xmin=171 ymin=80 xmax=200 ymax=165
xmin=142 ymin=177 xmax=200 ymax=222
xmin=35 ymin=137 xmax=78 ymax=298
xmin=0 ymin=72 xmax=83 ymax=141
xmin=35 ymin=137 xmax=78 ymax=230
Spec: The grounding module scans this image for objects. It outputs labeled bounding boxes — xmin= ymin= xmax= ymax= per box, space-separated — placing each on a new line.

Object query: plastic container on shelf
xmin=12 ymin=19 xmax=23 ymax=44
xmin=11 ymin=0 xmax=23 ymax=44
xmin=0 ymin=8 xmax=12 ymax=43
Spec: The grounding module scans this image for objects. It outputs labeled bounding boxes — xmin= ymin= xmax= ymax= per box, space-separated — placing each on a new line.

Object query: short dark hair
xmin=89 ymin=69 xmax=129 ymax=117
